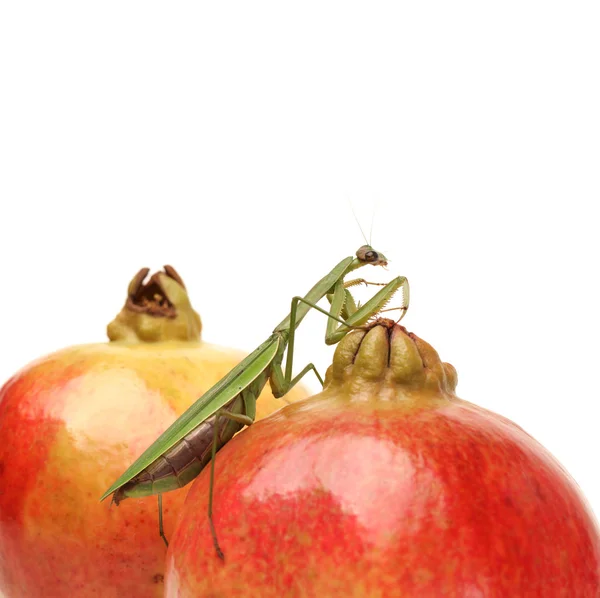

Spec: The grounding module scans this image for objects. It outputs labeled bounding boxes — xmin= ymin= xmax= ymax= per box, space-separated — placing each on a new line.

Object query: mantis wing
xmin=101 ymin=336 xmax=280 ymax=501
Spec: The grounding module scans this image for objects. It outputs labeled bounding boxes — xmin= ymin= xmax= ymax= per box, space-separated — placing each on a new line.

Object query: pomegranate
xmin=0 ymin=266 xmax=305 ymax=598
xmin=165 ymin=320 xmax=600 ymax=597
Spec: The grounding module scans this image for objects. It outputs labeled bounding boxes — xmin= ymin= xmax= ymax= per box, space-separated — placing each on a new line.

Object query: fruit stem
xmin=107 ymin=266 xmax=202 ymax=343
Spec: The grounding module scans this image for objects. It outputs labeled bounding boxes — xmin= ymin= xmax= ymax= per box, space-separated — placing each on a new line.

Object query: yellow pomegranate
xmin=0 ymin=266 xmax=306 ymax=598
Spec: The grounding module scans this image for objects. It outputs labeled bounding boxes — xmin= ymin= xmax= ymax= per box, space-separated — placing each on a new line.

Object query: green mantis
xmin=101 ymin=245 xmax=409 ymax=558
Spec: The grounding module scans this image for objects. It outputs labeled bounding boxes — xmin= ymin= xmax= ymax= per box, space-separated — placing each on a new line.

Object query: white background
xmin=1 ymin=0 xmax=599 ymax=529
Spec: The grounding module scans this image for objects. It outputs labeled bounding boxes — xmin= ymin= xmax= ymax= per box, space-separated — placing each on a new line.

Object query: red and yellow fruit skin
xmin=0 ymin=267 xmax=306 ymax=598
xmin=165 ymin=324 xmax=600 ymax=598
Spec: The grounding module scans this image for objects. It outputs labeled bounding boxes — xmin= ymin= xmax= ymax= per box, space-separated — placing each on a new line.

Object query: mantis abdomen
xmin=112 ymin=372 xmax=268 ymax=505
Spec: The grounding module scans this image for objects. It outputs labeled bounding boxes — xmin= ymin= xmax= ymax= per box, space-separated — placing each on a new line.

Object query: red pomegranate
xmin=165 ymin=320 xmax=600 ymax=597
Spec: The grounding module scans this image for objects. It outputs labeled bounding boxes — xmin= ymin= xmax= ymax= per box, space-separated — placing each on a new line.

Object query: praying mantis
xmin=101 ymin=245 xmax=409 ymax=558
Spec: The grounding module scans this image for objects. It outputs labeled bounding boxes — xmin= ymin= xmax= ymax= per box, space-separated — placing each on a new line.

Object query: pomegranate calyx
xmin=107 ymin=266 xmax=202 ymax=343
xmin=324 ymin=319 xmax=457 ymax=398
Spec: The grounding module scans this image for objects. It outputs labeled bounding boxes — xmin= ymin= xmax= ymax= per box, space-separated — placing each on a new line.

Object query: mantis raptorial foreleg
xmin=340 ymin=280 xmax=388 ymax=318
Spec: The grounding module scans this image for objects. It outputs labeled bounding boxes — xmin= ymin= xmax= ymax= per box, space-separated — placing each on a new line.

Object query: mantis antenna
xmin=348 ymin=199 xmax=370 ymax=246
xmin=369 ymin=200 xmax=378 ymax=246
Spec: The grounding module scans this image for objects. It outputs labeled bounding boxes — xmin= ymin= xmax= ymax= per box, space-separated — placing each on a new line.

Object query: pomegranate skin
xmin=165 ymin=325 xmax=600 ymax=598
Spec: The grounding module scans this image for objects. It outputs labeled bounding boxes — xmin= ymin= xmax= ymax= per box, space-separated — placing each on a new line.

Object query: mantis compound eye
xmin=356 ymin=245 xmax=387 ymax=266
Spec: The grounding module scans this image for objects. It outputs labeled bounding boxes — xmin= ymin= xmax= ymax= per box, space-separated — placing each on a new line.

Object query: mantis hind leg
xmin=207 ymin=407 xmax=254 ymax=560
xmin=157 ymin=403 xmax=250 ymax=554
xmin=208 ymin=413 xmax=224 ymax=560
xmin=158 ymin=494 xmax=168 ymax=548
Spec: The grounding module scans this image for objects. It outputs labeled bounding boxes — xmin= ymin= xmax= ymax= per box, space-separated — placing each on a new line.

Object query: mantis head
xmin=356 ymin=245 xmax=388 ymax=268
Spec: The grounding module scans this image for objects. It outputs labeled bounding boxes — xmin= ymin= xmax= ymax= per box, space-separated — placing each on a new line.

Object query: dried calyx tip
xmin=107 ymin=265 xmax=202 ymax=343
xmin=127 ymin=265 xmax=183 ymax=318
